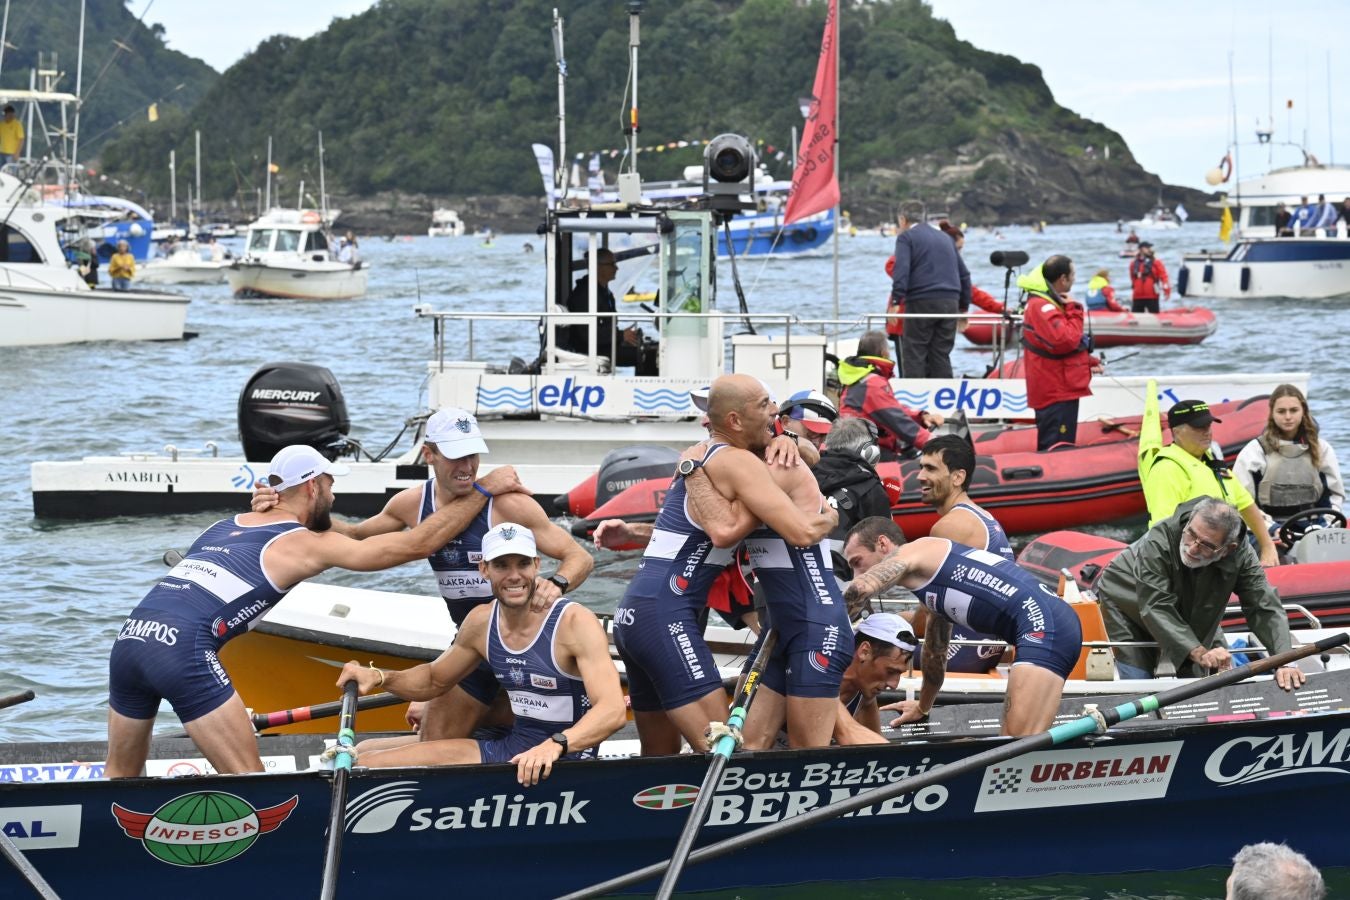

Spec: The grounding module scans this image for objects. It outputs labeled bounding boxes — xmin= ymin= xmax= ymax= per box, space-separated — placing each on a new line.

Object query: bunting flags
xmin=783 ymin=0 xmax=839 ymax=225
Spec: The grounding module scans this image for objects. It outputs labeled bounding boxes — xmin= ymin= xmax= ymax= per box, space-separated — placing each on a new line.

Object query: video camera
xmin=702 ymin=134 xmax=757 ymax=220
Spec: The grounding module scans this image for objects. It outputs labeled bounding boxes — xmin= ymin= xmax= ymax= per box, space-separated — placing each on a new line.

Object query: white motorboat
xmin=0 ymin=172 xmax=190 ymax=347
xmin=137 ymin=243 xmax=230 ymax=285
xmin=225 ymin=207 xmax=368 ymax=300
xmin=1178 ymin=161 xmax=1350 ymax=300
xmin=1126 ymin=205 xmax=1183 ymax=230
xmin=427 ymin=207 xmax=466 ymax=237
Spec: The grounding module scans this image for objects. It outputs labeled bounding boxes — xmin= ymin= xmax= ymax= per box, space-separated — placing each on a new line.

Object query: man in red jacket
xmin=1128 ymin=242 xmax=1170 ymax=313
xmin=1018 ymin=255 xmax=1101 ymax=451
xmin=838 ymin=330 xmax=943 ymax=458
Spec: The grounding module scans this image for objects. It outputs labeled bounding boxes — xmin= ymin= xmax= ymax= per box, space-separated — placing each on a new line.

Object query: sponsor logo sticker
xmin=112 ymin=791 xmax=298 ymax=866
xmin=974 ymin=742 xmax=1182 ymax=812
xmin=2 ymin=806 xmax=81 ymax=849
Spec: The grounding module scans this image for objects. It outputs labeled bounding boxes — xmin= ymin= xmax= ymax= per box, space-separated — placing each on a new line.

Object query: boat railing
xmin=414 ymin=305 xmax=1015 ymax=369
xmin=159 ymin=442 xmax=221 ymax=462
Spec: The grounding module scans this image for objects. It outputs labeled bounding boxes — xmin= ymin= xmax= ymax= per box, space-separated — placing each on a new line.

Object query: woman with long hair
xmin=1234 ymin=384 xmax=1345 ymax=526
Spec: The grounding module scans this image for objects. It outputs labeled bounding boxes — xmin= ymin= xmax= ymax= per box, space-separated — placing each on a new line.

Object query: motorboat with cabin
xmin=1178 ymin=159 xmax=1350 ymax=300
xmin=427 ymin=207 xmax=466 ymax=237
xmin=137 ymin=240 xmax=231 ymax=285
xmin=0 ymin=171 xmax=190 ymax=347
xmin=225 ymin=207 xmax=368 ymax=299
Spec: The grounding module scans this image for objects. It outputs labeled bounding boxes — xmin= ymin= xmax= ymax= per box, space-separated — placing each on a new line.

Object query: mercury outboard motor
xmin=238 ymin=362 xmax=351 ymax=462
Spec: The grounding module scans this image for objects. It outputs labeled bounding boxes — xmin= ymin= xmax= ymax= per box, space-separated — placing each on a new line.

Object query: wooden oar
xmin=0 ymin=829 xmax=60 ymax=899
xmin=251 ymin=691 xmax=405 ymax=731
xmin=318 ymin=681 xmax=359 ymax=900
xmin=562 ymin=632 xmax=1347 ymax=898
xmin=0 ymin=689 xmax=35 ymax=711
xmin=653 ymin=629 xmax=778 ymax=900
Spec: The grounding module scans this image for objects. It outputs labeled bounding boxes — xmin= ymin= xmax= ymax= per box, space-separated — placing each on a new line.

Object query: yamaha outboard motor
xmin=594 ymin=445 xmax=681 ymax=509
xmin=238 ymin=362 xmax=351 ymax=462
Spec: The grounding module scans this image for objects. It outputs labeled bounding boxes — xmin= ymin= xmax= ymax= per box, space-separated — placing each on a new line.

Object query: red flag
xmin=783 ymin=0 xmax=839 ymax=225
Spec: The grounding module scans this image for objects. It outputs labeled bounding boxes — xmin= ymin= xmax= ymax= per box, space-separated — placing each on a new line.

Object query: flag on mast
xmin=1219 ymin=205 xmax=1233 ymax=243
xmin=783 ymin=0 xmax=839 ymax=225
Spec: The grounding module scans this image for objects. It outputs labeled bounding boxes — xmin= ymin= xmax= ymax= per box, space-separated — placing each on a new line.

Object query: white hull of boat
xmin=0 ymin=283 xmax=189 ymax=346
xmin=226 ymin=261 xmax=368 ymax=300
xmin=137 ymin=259 xmax=230 ymax=285
xmin=1179 ymin=248 xmax=1350 ymax=300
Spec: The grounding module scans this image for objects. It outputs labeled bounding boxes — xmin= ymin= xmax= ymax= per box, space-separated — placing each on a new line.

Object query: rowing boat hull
xmin=3 ymin=707 xmax=1349 ymax=895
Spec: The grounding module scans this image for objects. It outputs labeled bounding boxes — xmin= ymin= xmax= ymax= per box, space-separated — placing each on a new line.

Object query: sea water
xmin=2 ymin=224 xmax=1345 ymax=898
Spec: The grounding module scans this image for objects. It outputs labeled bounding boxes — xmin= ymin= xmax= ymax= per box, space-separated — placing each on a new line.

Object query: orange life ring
xmin=300 ymin=210 xmax=322 ymax=224
xmin=1218 ymin=153 xmax=1232 ymax=183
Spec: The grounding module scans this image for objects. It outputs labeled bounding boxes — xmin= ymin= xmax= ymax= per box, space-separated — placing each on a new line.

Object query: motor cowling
xmin=238 ymin=362 xmax=351 ymax=462
xmin=593 ymin=445 xmax=682 ymax=510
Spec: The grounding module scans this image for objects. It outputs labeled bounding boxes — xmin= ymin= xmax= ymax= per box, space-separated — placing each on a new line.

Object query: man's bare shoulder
xmin=490 ymin=491 xmax=548 ymax=524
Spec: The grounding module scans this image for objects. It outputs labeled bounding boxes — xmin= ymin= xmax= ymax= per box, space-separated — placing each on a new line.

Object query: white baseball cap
xmin=855 ymin=613 xmax=917 ymax=652
xmin=481 ymin=522 xmax=538 ymax=561
xmin=425 ymin=407 xmax=489 ymax=459
xmin=266 ymin=445 xmax=350 ymax=492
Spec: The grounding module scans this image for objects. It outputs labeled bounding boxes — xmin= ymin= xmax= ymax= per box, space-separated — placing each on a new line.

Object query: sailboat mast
xmin=265 ymin=136 xmax=273 ymax=210
xmin=195 ymin=129 xmax=202 ymax=226
xmin=0 ymin=0 xmax=10 ymax=79
xmin=318 ymin=130 xmax=328 ymax=222
xmin=830 ymin=0 xmax=840 ymax=325
xmin=169 ymin=149 xmax=177 ymax=223
xmin=71 ymin=0 xmax=86 ymax=171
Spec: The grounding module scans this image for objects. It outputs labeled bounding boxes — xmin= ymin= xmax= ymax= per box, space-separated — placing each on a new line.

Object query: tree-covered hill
xmin=0 ymin=0 xmax=216 ymax=159
xmin=94 ymin=0 xmax=1211 ymax=225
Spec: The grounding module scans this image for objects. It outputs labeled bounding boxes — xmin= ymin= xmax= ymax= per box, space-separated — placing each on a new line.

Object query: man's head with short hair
xmin=897 ymin=201 xmax=924 ymax=229
xmin=856 ymin=330 xmax=890 ymax=360
xmin=848 ymin=612 xmax=916 ymax=699
xmin=266 ymin=444 xmax=349 ymax=531
xmin=1226 ymin=842 xmax=1325 ymax=900
xmin=824 ymin=416 xmax=880 ymax=466
xmin=2 ymin=105 xmax=13 ymax=116
xmin=919 ymin=434 xmax=976 ymax=509
xmin=1179 ymin=497 xmax=1243 ymax=568
xmin=478 ymin=522 xmax=541 ymax=609
xmin=1043 ymin=255 xmax=1074 ymax=293
xmin=844 ymin=515 xmax=906 ymax=577
xmin=707 ymin=373 xmax=775 ymax=454
xmin=421 ymin=407 xmax=489 ymax=496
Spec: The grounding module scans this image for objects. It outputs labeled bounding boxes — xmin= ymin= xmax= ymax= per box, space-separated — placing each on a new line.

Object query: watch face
xmin=678 ymin=459 xmax=697 ymax=476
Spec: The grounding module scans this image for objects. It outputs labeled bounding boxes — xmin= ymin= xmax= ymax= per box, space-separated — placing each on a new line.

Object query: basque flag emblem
xmin=633 ymin=784 xmax=700 ymax=810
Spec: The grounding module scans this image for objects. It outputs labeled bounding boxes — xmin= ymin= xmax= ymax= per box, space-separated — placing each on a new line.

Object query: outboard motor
xmin=593 ymin=445 xmax=681 ymax=510
xmin=238 ymin=362 xmax=351 ymax=462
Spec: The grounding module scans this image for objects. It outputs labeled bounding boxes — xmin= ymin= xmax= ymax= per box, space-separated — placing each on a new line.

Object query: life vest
xmin=1130 ymin=257 xmax=1157 ymax=284
xmin=1084 ymin=275 xmax=1112 ymax=310
xmin=1257 ymin=441 xmax=1326 ymax=518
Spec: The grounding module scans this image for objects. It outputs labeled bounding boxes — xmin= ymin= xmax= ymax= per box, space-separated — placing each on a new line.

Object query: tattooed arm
xmin=843 ymin=549 xmax=912 ymax=617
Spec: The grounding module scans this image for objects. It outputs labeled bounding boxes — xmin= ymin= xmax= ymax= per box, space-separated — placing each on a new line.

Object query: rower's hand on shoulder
xmin=680 ymin=440 xmax=710 ymax=464
xmin=764 ymin=433 xmax=802 ymax=468
xmin=879 ymin=699 xmax=927 ymax=728
xmin=593 ymin=519 xmax=632 ymax=550
xmin=1275 ymin=664 xmax=1306 ymax=691
xmin=251 ymin=479 xmax=279 ymax=513
xmin=336 ymin=660 xmax=381 ymax=695
xmin=531 ymin=576 xmax=562 ymax=609
xmin=511 ymin=738 xmax=564 ymax=786
xmin=479 ymin=465 xmax=530 ymax=496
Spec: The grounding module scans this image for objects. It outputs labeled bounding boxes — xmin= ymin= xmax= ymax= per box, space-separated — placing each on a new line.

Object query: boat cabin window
xmin=0 ymin=224 xmax=42 ymax=263
xmin=248 ymin=229 xmax=275 ymax=253
xmin=1247 ymin=206 xmax=1274 ymax=229
xmin=303 ymin=230 xmax=328 ymax=253
xmin=275 ymin=229 xmax=301 ymax=252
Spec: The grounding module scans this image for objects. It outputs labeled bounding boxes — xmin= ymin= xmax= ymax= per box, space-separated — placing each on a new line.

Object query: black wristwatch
xmin=547 ymin=573 xmax=570 ymax=592
xmin=677 ymin=458 xmax=703 ymax=478
xmin=550 ymin=732 xmax=569 ymax=754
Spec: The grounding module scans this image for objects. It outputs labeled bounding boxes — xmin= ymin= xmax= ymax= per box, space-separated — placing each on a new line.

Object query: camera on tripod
xmin=702 ymin=134 xmax=757 ymax=220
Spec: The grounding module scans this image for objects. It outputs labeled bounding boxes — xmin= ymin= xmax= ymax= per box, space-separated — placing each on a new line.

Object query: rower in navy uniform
xmin=253 ymin=407 xmax=593 ymax=742
xmin=844 ymin=535 xmax=1082 ymax=736
xmin=105 ymin=445 xmax=522 ymax=777
xmin=339 ymin=523 xmax=625 ymax=785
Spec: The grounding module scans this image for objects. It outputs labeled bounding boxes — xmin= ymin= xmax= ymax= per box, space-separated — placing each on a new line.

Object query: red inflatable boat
xmin=1019 ymin=530 xmax=1350 ymax=629
xmin=567 ymin=394 xmax=1269 ymax=542
xmin=964 ymin=307 xmax=1218 ymax=349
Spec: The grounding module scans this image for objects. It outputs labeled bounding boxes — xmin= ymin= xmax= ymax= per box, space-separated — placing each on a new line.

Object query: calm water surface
xmin=2 ymin=224 xmax=1345 ymax=898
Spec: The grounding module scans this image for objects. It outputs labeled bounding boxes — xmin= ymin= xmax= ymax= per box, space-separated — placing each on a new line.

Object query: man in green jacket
xmin=1096 ymin=496 xmax=1304 ymax=689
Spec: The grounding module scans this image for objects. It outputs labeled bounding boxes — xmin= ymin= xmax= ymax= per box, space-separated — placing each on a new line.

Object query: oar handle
xmin=319 ymin=681 xmax=361 ymax=900
xmin=0 ymin=690 xmax=35 ymax=711
xmin=0 ymin=828 xmax=60 ymax=899
xmin=251 ymin=691 xmax=405 ymax=731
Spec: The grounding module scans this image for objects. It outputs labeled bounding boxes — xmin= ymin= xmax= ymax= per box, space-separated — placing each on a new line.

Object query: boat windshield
xmin=303 ymin=231 xmax=329 ymax=253
xmin=275 ymin=230 xmax=301 ymax=252
xmin=248 ymin=229 xmax=274 ymax=253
